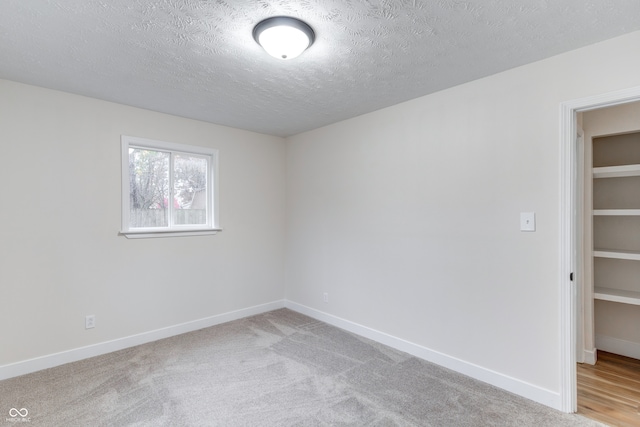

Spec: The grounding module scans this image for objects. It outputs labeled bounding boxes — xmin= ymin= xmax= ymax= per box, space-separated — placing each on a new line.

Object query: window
xmin=121 ymin=135 xmax=220 ymax=238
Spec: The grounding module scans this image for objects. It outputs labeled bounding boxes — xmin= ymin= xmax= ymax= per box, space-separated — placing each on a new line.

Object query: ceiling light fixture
xmin=253 ymin=16 xmax=315 ymax=60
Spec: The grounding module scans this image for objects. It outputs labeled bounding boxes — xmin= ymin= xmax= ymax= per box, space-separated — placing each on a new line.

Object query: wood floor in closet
xmin=577 ymin=351 xmax=640 ymax=426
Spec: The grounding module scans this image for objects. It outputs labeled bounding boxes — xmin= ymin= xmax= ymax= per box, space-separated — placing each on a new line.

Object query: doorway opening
xmin=560 ymin=86 xmax=640 ymax=415
xmin=576 ymin=103 xmax=640 ymax=425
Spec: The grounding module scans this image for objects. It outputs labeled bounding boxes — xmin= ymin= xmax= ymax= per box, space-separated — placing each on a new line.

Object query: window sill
xmin=120 ymin=228 xmax=222 ymax=239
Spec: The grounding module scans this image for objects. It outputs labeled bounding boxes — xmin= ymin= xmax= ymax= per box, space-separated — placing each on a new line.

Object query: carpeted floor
xmin=1 ymin=309 xmax=603 ymax=426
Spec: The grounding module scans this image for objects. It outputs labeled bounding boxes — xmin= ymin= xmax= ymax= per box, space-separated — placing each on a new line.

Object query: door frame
xmin=559 ymin=85 xmax=640 ymax=412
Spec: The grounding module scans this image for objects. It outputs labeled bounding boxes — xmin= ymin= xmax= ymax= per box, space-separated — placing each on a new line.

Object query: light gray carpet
xmin=1 ymin=309 xmax=603 ymax=426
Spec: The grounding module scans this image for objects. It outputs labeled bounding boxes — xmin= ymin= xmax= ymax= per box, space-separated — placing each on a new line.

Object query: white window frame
xmin=120 ymin=135 xmax=221 ymax=239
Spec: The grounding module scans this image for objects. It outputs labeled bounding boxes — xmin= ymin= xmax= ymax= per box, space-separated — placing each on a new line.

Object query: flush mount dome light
xmin=253 ymin=16 xmax=315 ymax=60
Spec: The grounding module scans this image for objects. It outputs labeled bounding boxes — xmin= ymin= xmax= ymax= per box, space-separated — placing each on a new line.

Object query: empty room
xmin=1 ymin=1 xmax=640 ymax=425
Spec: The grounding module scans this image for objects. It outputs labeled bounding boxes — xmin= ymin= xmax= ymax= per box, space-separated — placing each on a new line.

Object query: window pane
xmin=129 ymin=148 xmax=170 ymax=228
xmin=173 ymin=154 xmax=208 ymax=225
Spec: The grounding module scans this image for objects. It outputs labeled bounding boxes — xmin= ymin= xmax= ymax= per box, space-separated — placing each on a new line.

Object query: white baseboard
xmin=582 ymin=348 xmax=597 ymax=365
xmin=285 ymin=301 xmax=562 ymax=411
xmin=596 ymin=334 xmax=640 ymax=360
xmin=0 ymin=300 xmax=285 ymax=381
xmin=1 ymin=299 xmax=563 ymax=411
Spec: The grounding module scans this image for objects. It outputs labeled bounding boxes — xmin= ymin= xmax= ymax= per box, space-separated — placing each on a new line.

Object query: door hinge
xmin=570 ymin=272 xmax=574 ymax=281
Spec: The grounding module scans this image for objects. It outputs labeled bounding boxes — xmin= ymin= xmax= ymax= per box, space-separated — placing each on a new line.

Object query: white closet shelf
xmin=593 ymin=209 xmax=640 ymax=216
xmin=594 ymin=287 xmax=640 ymax=306
xmin=593 ymin=164 xmax=640 ymax=178
xmin=594 ymin=249 xmax=640 ymax=260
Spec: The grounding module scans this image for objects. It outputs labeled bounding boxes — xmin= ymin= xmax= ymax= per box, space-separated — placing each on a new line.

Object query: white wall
xmin=285 ymin=30 xmax=640 ymax=407
xmin=0 ymin=79 xmax=286 ymax=368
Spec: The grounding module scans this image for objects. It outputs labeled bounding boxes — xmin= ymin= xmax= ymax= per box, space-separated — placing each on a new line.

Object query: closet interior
xmin=576 ymin=102 xmax=640 ymax=426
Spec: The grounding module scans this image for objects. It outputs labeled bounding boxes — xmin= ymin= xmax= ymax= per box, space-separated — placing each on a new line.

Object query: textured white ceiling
xmin=1 ymin=0 xmax=640 ymax=137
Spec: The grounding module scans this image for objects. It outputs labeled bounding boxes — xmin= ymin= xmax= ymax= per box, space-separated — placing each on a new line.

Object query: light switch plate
xmin=520 ymin=212 xmax=536 ymax=231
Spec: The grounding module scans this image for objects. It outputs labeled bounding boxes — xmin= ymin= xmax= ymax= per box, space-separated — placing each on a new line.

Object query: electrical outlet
xmin=323 ymin=292 xmax=329 ymax=303
xmin=85 ymin=315 xmax=96 ymax=329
